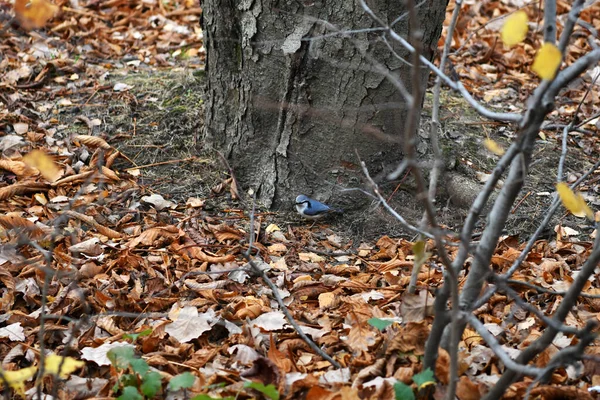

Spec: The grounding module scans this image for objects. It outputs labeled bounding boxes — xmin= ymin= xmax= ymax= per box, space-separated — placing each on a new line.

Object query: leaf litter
xmin=0 ymin=0 xmax=600 ymax=399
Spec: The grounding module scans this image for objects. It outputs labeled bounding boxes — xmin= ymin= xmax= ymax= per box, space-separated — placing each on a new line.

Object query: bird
xmin=295 ymin=195 xmax=342 ymax=219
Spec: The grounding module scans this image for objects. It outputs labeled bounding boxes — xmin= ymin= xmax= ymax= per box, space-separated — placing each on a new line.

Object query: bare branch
xmin=543 ymin=0 xmax=557 ymax=44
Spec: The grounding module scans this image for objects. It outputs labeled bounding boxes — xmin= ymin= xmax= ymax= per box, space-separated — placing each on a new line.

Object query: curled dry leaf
xmin=63 ymin=210 xmax=121 ymax=239
xmin=100 ymin=166 xmax=120 ymax=182
xmin=0 ymin=266 xmax=15 ymax=311
xmin=0 ymin=214 xmax=47 ymax=239
xmin=51 ymin=170 xmax=94 ymax=187
xmin=323 ymin=264 xmax=359 ymax=275
xmin=0 ymin=182 xmax=48 ymax=201
xmin=73 ymin=135 xmax=112 ymax=150
xmin=172 ymin=238 xmax=235 ymax=263
xmin=268 ymin=243 xmax=287 ymax=255
xmin=209 ymin=223 xmax=244 ymax=243
xmin=0 ymin=160 xmax=38 ymax=177
xmin=128 ymin=226 xmax=181 ymax=248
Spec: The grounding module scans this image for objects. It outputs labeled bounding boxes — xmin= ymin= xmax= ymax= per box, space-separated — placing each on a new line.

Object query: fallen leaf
xmin=165 ymin=306 xmax=217 ymax=343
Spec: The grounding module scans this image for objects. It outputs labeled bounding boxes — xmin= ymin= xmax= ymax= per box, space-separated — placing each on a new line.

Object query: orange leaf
xmin=14 ymin=0 xmax=58 ymax=29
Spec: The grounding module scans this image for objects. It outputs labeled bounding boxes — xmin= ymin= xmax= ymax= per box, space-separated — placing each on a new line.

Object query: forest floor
xmin=1 ymin=0 xmax=600 ymax=399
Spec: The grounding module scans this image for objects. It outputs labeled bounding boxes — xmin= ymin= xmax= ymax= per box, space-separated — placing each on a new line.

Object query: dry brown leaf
xmin=0 ymin=160 xmax=38 ymax=177
xmin=456 ymin=375 xmax=482 ymax=400
xmin=100 ymin=166 xmax=120 ymax=181
xmin=95 ymin=316 xmax=124 ymax=336
xmin=268 ymin=243 xmax=287 ymax=254
xmin=0 ymin=182 xmax=50 ymax=201
xmin=318 ymin=292 xmax=337 ymax=309
xmin=268 ymin=335 xmax=294 ymax=373
xmin=51 ymin=170 xmax=94 ymax=187
xmin=324 ymin=264 xmax=360 ymax=275
xmin=400 ymin=290 xmax=434 ymax=322
xmin=387 ymin=321 xmax=429 ymax=355
xmin=435 ymin=347 xmax=450 ymax=385
xmin=374 ymin=258 xmax=413 ymax=273
xmin=345 ymin=322 xmax=376 ymax=354
xmin=209 ymin=223 xmax=243 ymax=243
xmin=0 ymin=214 xmax=47 ymax=239
xmin=0 ymin=266 xmax=15 ymax=311
xmin=63 ymin=210 xmax=121 ymax=239
xmin=73 ymin=135 xmax=112 ymax=150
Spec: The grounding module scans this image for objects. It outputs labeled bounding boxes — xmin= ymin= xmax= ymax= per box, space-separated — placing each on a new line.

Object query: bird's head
xmin=295 ymin=195 xmax=309 ymax=205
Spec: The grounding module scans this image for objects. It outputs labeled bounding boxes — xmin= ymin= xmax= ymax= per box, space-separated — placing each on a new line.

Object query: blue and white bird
xmin=295 ymin=195 xmax=341 ymax=219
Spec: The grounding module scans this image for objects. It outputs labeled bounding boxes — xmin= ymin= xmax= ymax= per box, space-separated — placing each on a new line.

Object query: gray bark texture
xmin=201 ymin=0 xmax=446 ymax=209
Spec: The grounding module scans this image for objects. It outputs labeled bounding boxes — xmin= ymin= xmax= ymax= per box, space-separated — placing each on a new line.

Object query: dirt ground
xmin=57 ymin=68 xmax=597 ymax=245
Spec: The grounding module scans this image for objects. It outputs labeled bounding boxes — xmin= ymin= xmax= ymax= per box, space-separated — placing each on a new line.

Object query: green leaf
xmin=120 ymin=374 xmax=138 ymax=389
xmin=108 ymin=347 xmax=136 ymax=370
xmin=412 ymin=368 xmax=435 ymax=390
xmin=243 ymin=382 xmax=280 ymax=400
xmin=117 ymin=386 xmax=143 ymax=400
xmin=393 ymin=382 xmax=415 ymax=400
xmin=123 ymin=329 xmax=153 ymax=342
xmin=169 ymin=372 xmax=196 ymax=391
xmin=129 ymin=358 xmax=149 ymax=375
xmin=368 ymin=318 xmax=394 ymax=331
xmin=141 ymin=371 xmax=162 ymax=397
xmin=191 ymin=395 xmax=235 ymax=400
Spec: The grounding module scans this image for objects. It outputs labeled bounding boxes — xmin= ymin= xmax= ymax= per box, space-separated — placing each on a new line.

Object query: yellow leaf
xmin=43 ymin=355 xmax=85 ymax=378
xmin=532 ymin=43 xmax=562 ymax=80
xmin=14 ymin=0 xmax=59 ymax=29
xmin=0 ymin=366 xmax=37 ymax=397
xmin=501 ymin=11 xmax=528 ymax=46
xmin=556 ymin=182 xmax=593 ymax=220
xmin=484 ymin=138 xmax=505 ymax=156
xmin=22 ymin=150 xmax=61 ymax=182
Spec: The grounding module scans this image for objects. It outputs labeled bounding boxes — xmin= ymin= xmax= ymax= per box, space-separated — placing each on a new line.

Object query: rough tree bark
xmin=201 ymin=0 xmax=446 ymax=208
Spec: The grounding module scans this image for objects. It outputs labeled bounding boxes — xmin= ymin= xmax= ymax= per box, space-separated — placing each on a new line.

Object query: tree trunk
xmin=201 ymin=0 xmax=446 ymax=209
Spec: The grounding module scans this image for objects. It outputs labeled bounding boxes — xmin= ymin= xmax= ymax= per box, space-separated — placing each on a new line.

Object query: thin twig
xmin=243 ymin=194 xmax=340 ymax=368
